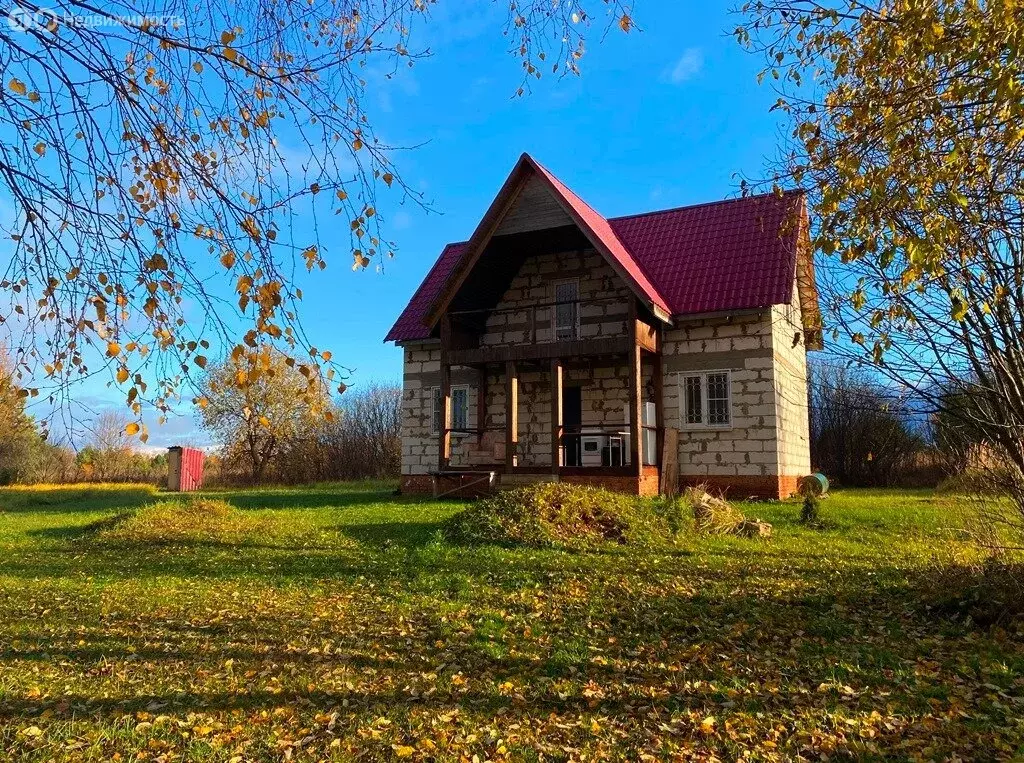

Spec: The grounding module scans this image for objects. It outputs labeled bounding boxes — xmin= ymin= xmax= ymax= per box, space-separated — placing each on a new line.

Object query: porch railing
xmin=441 ymin=423 xmax=660 ymax=469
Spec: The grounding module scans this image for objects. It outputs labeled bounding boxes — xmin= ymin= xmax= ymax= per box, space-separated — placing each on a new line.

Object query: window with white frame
xmin=679 ymin=371 xmax=732 ymax=428
xmin=554 ymin=279 xmax=580 ymax=341
xmin=431 ymin=385 xmax=469 ymax=435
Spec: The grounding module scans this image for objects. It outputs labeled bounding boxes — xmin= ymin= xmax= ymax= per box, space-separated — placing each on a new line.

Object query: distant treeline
xmin=808 ymin=360 xmax=978 ymax=489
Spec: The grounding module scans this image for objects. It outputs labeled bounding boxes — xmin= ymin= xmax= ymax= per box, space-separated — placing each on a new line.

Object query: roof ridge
xmin=609 ymin=188 xmax=803 ymax=223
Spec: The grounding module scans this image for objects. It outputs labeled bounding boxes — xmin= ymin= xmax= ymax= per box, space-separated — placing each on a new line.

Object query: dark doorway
xmin=563 ymin=386 xmax=583 ymax=466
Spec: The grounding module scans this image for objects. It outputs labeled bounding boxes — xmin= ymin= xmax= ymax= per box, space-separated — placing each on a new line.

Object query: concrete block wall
xmin=771 ymin=283 xmax=812 ymax=483
xmin=662 ymin=312 xmax=780 ymax=491
xmin=479 ymin=248 xmax=630 ymax=347
xmin=401 ymin=345 xmax=483 ymax=475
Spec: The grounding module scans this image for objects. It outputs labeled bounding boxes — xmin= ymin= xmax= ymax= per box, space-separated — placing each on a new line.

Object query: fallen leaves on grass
xmin=1 ymin=483 xmax=1023 ymax=760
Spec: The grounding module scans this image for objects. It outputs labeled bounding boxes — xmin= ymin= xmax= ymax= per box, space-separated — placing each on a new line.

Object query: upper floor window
xmin=554 ymin=279 xmax=580 ymax=341
xmin=431 ymin=385 xmax=469 ymax=435
xmin=679 ymin=371 xmax=732 ymax=428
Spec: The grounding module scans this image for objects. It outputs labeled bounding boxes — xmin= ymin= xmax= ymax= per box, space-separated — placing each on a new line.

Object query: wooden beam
xmin=635 ymin=318 xmax=659 ymax=353
xmin=505 ymin=360 xmax=518 ymax=470
xmin=550 ymin=357 xmax=563 ymax=473
xmin=627 ymin=300 xmax=642 ymax=475
xmin=439 ymin=359 xmax=452 ymax=470
xmin=628 ymin=343 xmax=642 ymax=475
xmin=652 ymin=348 xmax=664 ymax=469
xmin=448 ymin=335 xmax=632 ymax=366
xmin=475 ymin=365 xmax=487 ymax=445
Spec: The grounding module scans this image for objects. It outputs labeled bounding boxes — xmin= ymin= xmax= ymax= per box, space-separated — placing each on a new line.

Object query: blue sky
xmin=336 ymin=2 xmax=783 ymax=380
xmin=339 ymin=2 xmax=778 ymax=378
xmin=44 ymin=1 xmax=789 ymax=449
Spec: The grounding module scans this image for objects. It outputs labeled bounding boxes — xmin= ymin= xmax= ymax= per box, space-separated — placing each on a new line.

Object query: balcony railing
xmin=445 ymin=297 xmax=629 ymax=349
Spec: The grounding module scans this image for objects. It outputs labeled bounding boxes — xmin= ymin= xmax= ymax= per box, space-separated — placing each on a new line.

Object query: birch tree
xmin=0 ymin=0 xmax=633 ymax=440
xmin=738 ymin=0 xmax=1024 ymax=512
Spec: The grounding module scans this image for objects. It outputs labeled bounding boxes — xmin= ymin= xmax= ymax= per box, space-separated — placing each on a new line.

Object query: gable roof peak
xmin=420 ymin=153 xmax=673 ymax=328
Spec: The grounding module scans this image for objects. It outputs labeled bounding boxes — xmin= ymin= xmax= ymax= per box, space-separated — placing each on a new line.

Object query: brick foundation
xmin=402 ymin=471 xmax=662 ymax=498
xmin=680 ymin=475 xmax=802 ymax=500
xmin=560 ymin=474 xmax=660 ymax=497
xmin=400 ymin=473 xmax=497 ymax=499
xmin=402 ymin=472 xmax=800 ymax=500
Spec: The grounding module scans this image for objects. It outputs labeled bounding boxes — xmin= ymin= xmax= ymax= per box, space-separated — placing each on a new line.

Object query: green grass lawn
xmin=1 ymin=483 xmax=1022 ymax=761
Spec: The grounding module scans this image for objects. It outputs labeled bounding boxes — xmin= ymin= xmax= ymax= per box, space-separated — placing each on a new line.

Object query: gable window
xmin=679 ymin=371 xmax=732 ymax=428
xmin=554 ymin=279 xmax=580 ymax=341
xmin=431 ymin=385 xmax=470 ymax=435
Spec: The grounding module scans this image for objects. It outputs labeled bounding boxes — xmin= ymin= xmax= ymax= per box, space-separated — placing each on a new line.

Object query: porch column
xmin=550 ymin=357 xmax=563 ymax=473
xmin=505 ymin=360 xmax=518 ymax=470
xmin=628 ymin=343 xmax=643 ymax=476
xmin=439 ymin=359 xmax=452 ymax=470
xmin=652 ymin=349 xmax=664 ymax=468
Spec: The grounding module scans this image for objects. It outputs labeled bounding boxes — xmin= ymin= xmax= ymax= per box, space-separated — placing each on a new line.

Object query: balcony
xmin=442 ymin=298 xmax=657 ymax=365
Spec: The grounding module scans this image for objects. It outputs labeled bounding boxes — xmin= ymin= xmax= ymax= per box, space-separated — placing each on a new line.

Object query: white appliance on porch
xmin=579 ymin=430 xmax=608 ymax=467
xmin=574 ymin=403 xmax=656 ymax=468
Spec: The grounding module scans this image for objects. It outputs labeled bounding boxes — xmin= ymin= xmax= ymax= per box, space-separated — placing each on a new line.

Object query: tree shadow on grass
xmin=339 ymin=521 xmax=446 ymax=549
xmin=0 ymin=486 xmax=157 ymax=514
xmin=208 ymin=481 xmax=450 ymax=513
xmin=0 ymin=580 xmax=1017 ymax=760
xmin=219 ymin=488 xmax=412 ymax=512
xmin=29 ymin=513 xmax=129 ymax=542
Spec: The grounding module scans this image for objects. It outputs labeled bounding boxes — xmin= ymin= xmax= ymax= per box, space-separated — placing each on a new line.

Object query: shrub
xmin=445 ymin=482 xmax=674 ymax=549
xmin=800 ymin=493 xmax=821 ymax=525
xmin=921 ymin=557 xmax=1024 ymax=627
xmin=97 ymin=497 xmax=266 ymax=545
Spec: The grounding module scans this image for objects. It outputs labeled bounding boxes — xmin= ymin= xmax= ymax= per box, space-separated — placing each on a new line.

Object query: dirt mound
xmin=445 ymin=482 xmax=676 ymax=548
xmin=96 ymin=497 xmax=266 ymax=545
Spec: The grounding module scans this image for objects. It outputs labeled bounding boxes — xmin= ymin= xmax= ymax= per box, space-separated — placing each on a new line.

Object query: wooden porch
xmin=435 ymin=299 xmax=668 ymax=493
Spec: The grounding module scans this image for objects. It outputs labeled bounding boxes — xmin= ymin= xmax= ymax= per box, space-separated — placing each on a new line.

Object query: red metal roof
xmin=385 ymin=161 xmax=805 ymax=343
xmin=611 ymin=190 xmax=804 ymax=316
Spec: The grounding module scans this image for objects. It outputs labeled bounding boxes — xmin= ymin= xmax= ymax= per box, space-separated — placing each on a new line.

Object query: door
xmin=563 ymin=386 xmax=583 ymax=466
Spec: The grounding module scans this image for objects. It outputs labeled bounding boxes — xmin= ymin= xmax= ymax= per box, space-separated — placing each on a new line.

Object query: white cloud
xmin=667 ymin=48 xmax=704 ymax=84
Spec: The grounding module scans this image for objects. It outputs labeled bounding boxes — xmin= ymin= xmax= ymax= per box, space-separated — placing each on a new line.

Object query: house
xmin=385 ymin=154 xmax=821 ymax=499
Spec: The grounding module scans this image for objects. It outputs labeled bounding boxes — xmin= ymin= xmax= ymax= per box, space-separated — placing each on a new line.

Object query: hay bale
xmin=686 ymin=486 xmax=772 ymax=539
xmin=686 ymin=485 xmax=745 ymax=535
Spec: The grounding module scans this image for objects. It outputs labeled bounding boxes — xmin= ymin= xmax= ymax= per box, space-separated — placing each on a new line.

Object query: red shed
xmin=167 ymin=446 xmax=204 ymax=492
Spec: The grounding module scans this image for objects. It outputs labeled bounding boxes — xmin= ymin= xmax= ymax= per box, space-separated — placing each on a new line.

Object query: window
xmin=679 ymin=371 xmax=732 ymax=428
xmin=554 ymin=279 xmax=580 ymax=341
xmin=683 ymin=375 xmax=703 ymax=425
xmin=451 ymin=387 xmax=468 ymax=431
xmin=431 ymin=385 xmax=469 ymax=435
xmin=431 ymin=387 xmax=442 ymax=435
